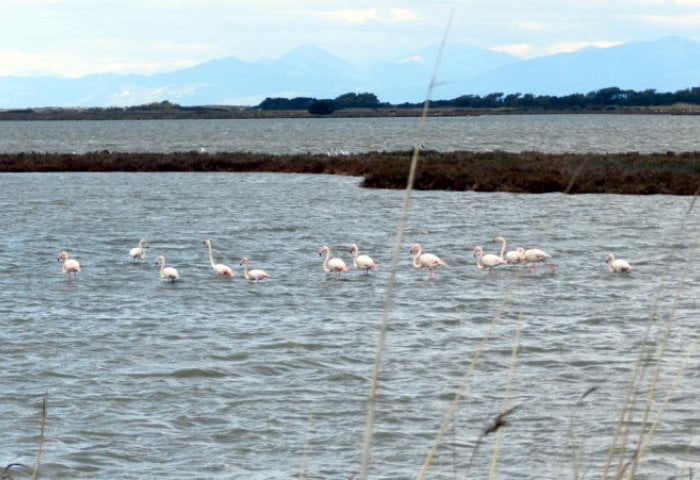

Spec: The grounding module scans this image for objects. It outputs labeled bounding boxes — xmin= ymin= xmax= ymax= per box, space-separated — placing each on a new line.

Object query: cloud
xmin=545 ymin=40 xmax=623 ymax=55
xmin=314 ymin=7 xmax=419 ymax=25
xmin=491 ymin=43 xmax=537 ymax=58
xmin=638 ymin=12 xmax=700 ymax=26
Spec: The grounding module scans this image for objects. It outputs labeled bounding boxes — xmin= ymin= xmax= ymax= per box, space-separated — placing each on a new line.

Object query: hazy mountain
xmin=0 ymin=36 xmax=699 ymax=108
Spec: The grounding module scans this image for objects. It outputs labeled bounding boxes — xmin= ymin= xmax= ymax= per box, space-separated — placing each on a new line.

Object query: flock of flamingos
xmin=55 ymin=235 xmax=632 ymax=282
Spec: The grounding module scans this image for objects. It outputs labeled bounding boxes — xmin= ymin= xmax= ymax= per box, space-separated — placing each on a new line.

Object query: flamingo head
xmin=239 ymin=256 xmax=249 ymax=265
xmin=155 ymin=255 xmax=165 ymax=266
xmin=606 ymin=253 xmax=614 ymax=263
xmin=409 ymin=243 xmax=420 ymax=254
xmin=319 ymin=245 xmax=329 ymax=256
xmin=472 ymin=246 xmax=483 ymax=257
xmin=203 ymin=239 xmax=211 ymax=247
xmin=494 ymin=235 xmax=504 ymax=242
xmin=57 ymin=250 xmax=69 ymax=262
xmin=348 ymin=244 xmax=358 ymax=254
xmin=139 ymin=239 xmax=149 ymax=248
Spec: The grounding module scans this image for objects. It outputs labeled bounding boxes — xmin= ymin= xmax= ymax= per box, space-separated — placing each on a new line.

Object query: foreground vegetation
xmin=2 ymin=150 xmax=699 ymax=195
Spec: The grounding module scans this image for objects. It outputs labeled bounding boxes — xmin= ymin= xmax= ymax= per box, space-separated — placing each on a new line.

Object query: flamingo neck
xmin=242 ymin=262 xmax=250 ymax=280
xmin=351 ymin=248 xmax=360 ymax=267
xmin=322 ymin=250 xmax=332 ymax=273
xmin=411 ymin=246 xmax=422 ymax=268
xmin=497 ymin=238 xmax=506 ymax=259
xmin=206 ymin=243 xmax=216 ymax=268
xmin=475 ymin=249 xmax=485 ymax=269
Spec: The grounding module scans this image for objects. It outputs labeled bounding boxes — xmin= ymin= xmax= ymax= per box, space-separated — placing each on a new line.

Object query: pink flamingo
xmin=523 ymin=247 xmax=556 ymax=273
xmin=319 ymin=245 xmax=348 ymax=279
xmin=494 ymin=235 xmax=526 ymax=267
xmin=57 ymin=250 xmax=80 ymax=278
xmin=239 ymin=257 xmax=270 ymax=282
xmin=409 ymin=243 xmax=448 ymax=278
xmin=606 ymin=253 xmax=631 ymax=273
xmin=348 ymin=244 xmax=376 ymax=275
xmin=472 ymin=245 xmax=507 ymax=273
xmin=203 ymin=239 xmax=234 ymax=277
xmin=155 ymin=255 xmax=180 ymax=282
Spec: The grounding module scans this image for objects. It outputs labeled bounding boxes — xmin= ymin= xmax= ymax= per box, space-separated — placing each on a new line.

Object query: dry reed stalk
xmin=358 ymin=10 xmax=454 ymax=480
xmin=31 ymin=393 xmax=47 ymax=480
xmin=488 ymin=315 xmax=523 ymax=480
xmin=298 ymin=413 xmax=314 ymax=480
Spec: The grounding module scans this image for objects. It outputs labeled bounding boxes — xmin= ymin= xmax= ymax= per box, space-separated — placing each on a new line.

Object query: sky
xmin=2 ymin=0 xmax=700 ymax=78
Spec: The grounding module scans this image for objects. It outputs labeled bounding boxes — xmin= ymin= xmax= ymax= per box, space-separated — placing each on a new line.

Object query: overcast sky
xmin=2 ymin=0 xmax=700 ymax=77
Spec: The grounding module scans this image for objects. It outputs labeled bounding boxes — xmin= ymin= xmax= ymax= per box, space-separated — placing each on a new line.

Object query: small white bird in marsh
xmin=606 ymin=253 xmax=632 ymax=273
xmin=409 ymin=243 xmax=448 ymax=278
xmin=319 ymin=245 xmax=347 ymax=280
xmin=57 ymin=250 xmax=80 ymax=278
xmin=348 ymin=243 xmax=376 ymax=275
xmin=155 ymin=255 xmax=180 ymax=282
xmin=239 ymin=257 xmax=270 ymax=283
xmin=128 ymin=239 xmax=149 ymax=261
xmin=203 ymin=239 xmax=234 ymax=277
xmin=472 ymin=245 xmax=507 ymax=273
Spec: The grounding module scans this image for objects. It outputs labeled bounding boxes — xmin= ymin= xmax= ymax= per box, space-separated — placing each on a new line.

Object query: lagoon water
xmin=1 ymin=116 xmax=699 ymax=479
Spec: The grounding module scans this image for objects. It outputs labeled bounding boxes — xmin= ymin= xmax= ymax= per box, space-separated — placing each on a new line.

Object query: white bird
xmin=57 ymin=250 xmax=80 ymax=278
xmin=523 ymin=247 xmax=556 ymax=273
xmin=239 ymin=257 xmax=270 ymax=282
xmin=155 ymin=255 xmax=179 ymax=282
xmin=319 ymin=245 xmax=347 ymax=279
xmin=128 ymin=239 xmax=149 ymax=261
xmin=494 ymin=235 xmax=526 ymax=266
xmin=409 ymin=243 xmax=448 ymax=278
xmin=348 ymin=244 xmax=376 ymax=275
xmin=472 ymin=245 xmax=507 ymax=273
xmin=203 ymin=239 xmax=234 ymax=277
xmin=606 ymin=253 xmax=632 ymax=273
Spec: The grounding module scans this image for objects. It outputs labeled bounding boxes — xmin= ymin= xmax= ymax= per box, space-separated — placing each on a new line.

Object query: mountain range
xmin=1 ymin=36 xmax=699 ymax=108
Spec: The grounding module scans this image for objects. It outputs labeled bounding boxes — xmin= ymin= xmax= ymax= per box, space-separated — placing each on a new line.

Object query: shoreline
xmin=1 ymin=150 xmax=699 ymax=195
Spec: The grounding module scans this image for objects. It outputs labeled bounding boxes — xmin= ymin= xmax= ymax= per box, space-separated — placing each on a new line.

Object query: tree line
xmin=256 ymin=86 xmax=700 ymax=114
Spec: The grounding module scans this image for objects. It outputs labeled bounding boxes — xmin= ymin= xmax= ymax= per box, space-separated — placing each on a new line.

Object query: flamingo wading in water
xmin=203 ymin=239 xmax=234 ymax=277
xmin=155 ymin=255 xmax=180 ymax=282
xmin=57 ymin=250 xmax=80 ymax=278
xmin=523 ymin=247 xmax=556 ymax=273
xmin=239 ymin=257 xmax=270 ymax=282
xmin=494 ymin=235 xmax=526 ymax=267
xmin=472 ymin=245 xmax=507 ymax=273
xmin=606 ymin=253 xmax=631 ymax=273
xmin=129 ymin=239 xmax=149 ymax=261
xmin=409 ymin=243 xmax=448 ymax=278
xmin=319 ymin=245 xmax=347 ymax=279
xmin=348 ymin=244 xmax=376 ymax=275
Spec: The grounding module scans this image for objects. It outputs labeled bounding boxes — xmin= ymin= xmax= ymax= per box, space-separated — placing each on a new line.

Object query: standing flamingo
xmin=203 ymin=239 xmax=234 ymax=277
xmin=409 ymin=243 xmax=448 ymax=278
xmin=319 ymin=245 xmax=347 ymax=279
xmin=155 ymin=255 xmax=180 ymax=282
xmin=128 ymin=239 xmax=149 ymax=261
xmin=523 ymin=247 xmax=556 ymax=273
xmin=494 ymin=235 xmax=526 ymax=266
xmin=472 ymin=246 xmax=507 ymax=273
xmin=348 ymin=244 xmax=376 ymax=275
xmin=606 ymin=253 xmax=631 ymax=273
xmin=57 ymin=250 xmax=80 ymax=278
xmin=239 ymin=257 xmax=270 ymax=282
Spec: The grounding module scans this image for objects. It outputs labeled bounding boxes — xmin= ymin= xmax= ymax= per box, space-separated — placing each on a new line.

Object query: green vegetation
xmin=4 ymin=86 xmax=700 ymax=121
xmin=2 ymin=150 xmax=698 ymax=195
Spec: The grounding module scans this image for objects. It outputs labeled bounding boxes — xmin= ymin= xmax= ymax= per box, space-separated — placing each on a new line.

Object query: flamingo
xmin=128 ymin=239 xmax=149 ymax=261
xmin=409 ymin=243 xmax=448 ymax=278
xmin=494 ymin=235 xmax=526 ymax=266
xmin=472 ymin=246 xmax=507 ymax=273
xmin=155 ymin=255 xmax=180 ymax=282
xmin=319 ymin=245 xmax=347 ymax=279
xmin=57 ymin=250 xmax=80 ymax=278
xmin=523 ymin=247 xmax=556 ymax=273
xmin=606 ymin=253 xmax=631 ymax=273
xmin=239 ymin=257 xmax=270 ymax=282
xmin=348 ymin=244 xmax=376 ymax=275
xmin=203 ymin=239 xmax=234 ymax=277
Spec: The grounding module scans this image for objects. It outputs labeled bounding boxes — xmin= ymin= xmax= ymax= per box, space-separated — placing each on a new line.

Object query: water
xmin=1 ymin=114 xmax=700 ymax=154
xmin=1 ymin=169 xmax=698 ymax=479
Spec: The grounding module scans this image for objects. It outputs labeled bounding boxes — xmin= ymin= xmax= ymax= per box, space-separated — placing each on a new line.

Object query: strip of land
xmin=1 ymin=150 xmax=698 ymax=195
